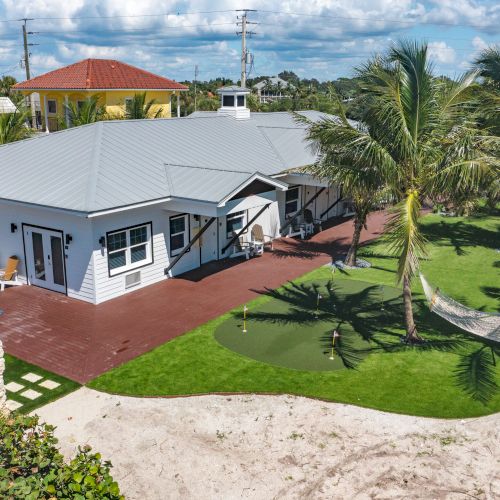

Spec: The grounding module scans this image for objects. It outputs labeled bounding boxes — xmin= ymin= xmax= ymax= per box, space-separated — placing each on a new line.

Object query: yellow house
xmin=13 ymin=58 xmax=188 ymax=131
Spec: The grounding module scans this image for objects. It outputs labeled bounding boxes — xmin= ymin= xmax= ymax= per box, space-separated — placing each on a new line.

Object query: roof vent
xmin=217 ymin=86 xmax=250 ymax=120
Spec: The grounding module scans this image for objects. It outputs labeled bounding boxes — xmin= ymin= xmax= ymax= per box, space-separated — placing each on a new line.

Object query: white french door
xmin=24 ymin=225 xmax=66 ymax=293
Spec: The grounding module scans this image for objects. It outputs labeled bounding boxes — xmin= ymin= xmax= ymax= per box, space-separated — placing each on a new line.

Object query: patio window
xmin=285 ymin=186 xmax=300 ymax=216
xmin=107 ymin=223 xmax=152 ymax=276
xmin=47 ymin=100 xmax=57 ymax=114
xmin=237 ymin=95 xmax=245 ymax=107
xmin=170 ymin=214 xmax=189 ymax=257
xmin=226 ymin=211 xmax=246 ymax=238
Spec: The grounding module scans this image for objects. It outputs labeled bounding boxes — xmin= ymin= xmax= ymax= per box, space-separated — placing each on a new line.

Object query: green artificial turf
xmin=4 ymin=355 xmax=80 ymax=414
xmin=215 ymin=279 xmax=400 ymax=371
xmin=89 ymin=213 xmax=500 ymax=418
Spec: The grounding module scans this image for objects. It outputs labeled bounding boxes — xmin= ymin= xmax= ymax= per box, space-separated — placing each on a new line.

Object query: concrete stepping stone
xmin=39 ymin=379 xmax=60 ymax=390
xmin=21 ymin=372 xmax=43 ymax=383
xmin=5 ymin=381 xmax=25 ymax=393
xmin=5 ymin=400 xmax=23 ymax=411
xmin=20 ymin=389 xmax=42 ymax=400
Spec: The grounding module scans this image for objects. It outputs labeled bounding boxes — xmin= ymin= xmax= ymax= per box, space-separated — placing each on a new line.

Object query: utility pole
xmin=21 ymin=18 xmax=37 ymax=128
xmin=194 ymin=64 xmax=199 ymax=112
xmin=236 ymin=10 xmax=256 ymax=88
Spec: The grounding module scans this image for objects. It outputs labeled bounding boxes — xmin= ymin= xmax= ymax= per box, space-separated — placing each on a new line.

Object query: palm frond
xmin=454 ymin=347 xmax=498 ymax=404
xmin=385 ymin=190 xmax=427 ymax=283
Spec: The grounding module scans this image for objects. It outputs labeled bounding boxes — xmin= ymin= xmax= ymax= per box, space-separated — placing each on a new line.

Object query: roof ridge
xmin=164 ymin=163 xmax=253 ymax=174
xmin=84 ymin=122 xmax=104 ymax=211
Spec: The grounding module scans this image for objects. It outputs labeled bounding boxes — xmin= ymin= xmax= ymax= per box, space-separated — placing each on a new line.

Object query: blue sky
xmin=0 ymin=0 xmax=498 ymax=83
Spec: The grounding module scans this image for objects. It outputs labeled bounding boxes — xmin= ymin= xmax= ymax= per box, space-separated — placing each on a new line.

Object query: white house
xmin=0 ymin=86 xmax=345 ymax=304
xmin=253 ymin=77 xmax=293 ymax=103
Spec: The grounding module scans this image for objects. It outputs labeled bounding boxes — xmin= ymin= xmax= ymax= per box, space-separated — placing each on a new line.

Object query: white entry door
xmin=200 ymin=216 xmax=218 ymax=264
xmin=24 ymin=225 xmax=66 ymax=293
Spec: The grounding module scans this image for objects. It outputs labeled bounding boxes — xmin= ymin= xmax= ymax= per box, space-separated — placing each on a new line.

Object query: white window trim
xmin=47 ymin=99 xmax=57 ymax=115
xmin=226 ymin=211 xmax=246 ymax=239
xmin=285 ymin=186 xmax=301 ymax=216
xmin=107 ymin=223 xmax=153 ymax=277
xmin=169 ymin=214 xmax=189 ymax=257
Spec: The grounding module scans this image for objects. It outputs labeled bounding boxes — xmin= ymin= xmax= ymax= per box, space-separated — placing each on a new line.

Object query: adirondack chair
xmin=250 ymin=224 xmax=274 ymax=255
xmin=285 ymin=214 xmax=305 ymax=239
xmin=302 ymin=209 xmax=322 ymax=235
xmin=0 ymin=256 xmax=22 ymax=291
xmin=229 ymin=233 xmax=252 ymax=260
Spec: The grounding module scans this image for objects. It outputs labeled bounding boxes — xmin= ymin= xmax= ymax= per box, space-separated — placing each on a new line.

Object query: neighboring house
xmin=13 ymin=58 xmax=188 ymax=132
xmin=253 ymin=77 xmax=293 ymax=103
xmin=0 ymin=97 xmax=17 ymax=113
xmin=0 ymin=86 xmax=344 ymax=304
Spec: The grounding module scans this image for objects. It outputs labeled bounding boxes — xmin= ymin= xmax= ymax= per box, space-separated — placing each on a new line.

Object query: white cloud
xmin=428 ymin=41 xmax=456 ymax=64
xmin=472 ymin=36 xmax=488 ymax=52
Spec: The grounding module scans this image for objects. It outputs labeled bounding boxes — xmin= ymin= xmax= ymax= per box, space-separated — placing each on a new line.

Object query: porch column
xmin=43 ymin=95 xmax=49 ymax=133
xmin=64 ymin=94 xmax=70 ymax=128
xmin=177 ymin=92 xmax=180 ymax=117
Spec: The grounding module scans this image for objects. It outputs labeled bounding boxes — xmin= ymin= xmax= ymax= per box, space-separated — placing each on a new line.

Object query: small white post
xmin=177 ymin=92 xmax=180 ymax=118
xmin=0 ymin=340 xmax=8 ymax=415
xmin=43 ymin=95 xmax=49 ymax=133
xmin=65 ymin=94 xmax=69 ymax=128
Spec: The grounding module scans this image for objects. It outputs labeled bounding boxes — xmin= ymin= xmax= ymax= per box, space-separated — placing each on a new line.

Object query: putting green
xmin=215 ymin=278 xmax=403 ymax=371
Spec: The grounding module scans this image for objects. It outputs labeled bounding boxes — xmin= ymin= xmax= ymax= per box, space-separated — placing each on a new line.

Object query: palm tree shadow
xmin=243 ymin=280 xmax=499 ymax=403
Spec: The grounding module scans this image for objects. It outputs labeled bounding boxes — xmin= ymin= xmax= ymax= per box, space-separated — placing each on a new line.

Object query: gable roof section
xmin=13 ymin=59 xmax=188 ymax=91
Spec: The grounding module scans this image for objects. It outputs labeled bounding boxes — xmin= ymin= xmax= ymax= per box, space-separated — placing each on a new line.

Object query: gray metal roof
xmin=253 ymin=77 xmax=292 ymax=90
xmin=217 ymin=86 xmax=250 ymax=93
xmin=0 ymin=110 xmax=343 ymax=214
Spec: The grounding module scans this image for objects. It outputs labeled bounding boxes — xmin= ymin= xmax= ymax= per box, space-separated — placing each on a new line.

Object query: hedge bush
xmin=0 ymin=413 xmax=123 ymax=499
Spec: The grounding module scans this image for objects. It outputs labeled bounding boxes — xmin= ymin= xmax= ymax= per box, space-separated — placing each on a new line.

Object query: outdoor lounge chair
xmin=0 ymin=256 xmax=22 ymax=292
xmin=303 ymin=209 xmax=322 ymax=235
xmin=285 ymin=215 xmax=305 ymax=239
xmin=229 ymin=233 xmax=252 ymax=260
xmin=250 ymin=224 xmax=274 ymax=255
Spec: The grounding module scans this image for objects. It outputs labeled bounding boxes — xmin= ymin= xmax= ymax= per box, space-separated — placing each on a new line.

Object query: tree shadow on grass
xmin=422 ymin=220 xmax=500 ymax=256
xmin=242 ymin=280 xmax=499 ymax=404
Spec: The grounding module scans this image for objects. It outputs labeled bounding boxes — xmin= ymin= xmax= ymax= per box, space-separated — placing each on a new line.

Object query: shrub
xmin=0 ymin=413 xmax=123 ymax=499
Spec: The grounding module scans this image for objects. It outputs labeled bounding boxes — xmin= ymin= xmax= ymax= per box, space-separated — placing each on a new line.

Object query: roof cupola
xmin=217 ymin=86 xmax=250 ymax=120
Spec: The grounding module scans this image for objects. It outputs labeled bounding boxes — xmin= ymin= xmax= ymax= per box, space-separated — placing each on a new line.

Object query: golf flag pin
xmin=243 ymin=305 xmax=248 ymax=333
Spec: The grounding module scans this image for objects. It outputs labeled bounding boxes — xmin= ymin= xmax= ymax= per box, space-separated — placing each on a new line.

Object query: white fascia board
xmin=0 ymin=198 xmax=88 ymax=217
xmin=217 ymin=173 xmax=288 ymax=207
xmin=277 ymin=172 xmax=329 ymax=188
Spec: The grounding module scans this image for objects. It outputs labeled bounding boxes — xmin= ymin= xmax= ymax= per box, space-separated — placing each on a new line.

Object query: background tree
xmin=0 ymin=108 xmax=31 ymax=144
xmin=64 ymin=95 xmax=105 ymax=127
xmin=124 ymin=92 xmax=163 ymax=119
xmin=0 ymin=75 xmax=17 ymax=97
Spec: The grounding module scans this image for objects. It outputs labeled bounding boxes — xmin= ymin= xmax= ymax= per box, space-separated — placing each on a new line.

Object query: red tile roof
xmin=13 ymin=59 xmax=188 ymax=91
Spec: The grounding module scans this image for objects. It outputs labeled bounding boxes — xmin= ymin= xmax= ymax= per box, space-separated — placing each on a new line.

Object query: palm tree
xmin=303 ymin=41 xmax=499 ymax=342
xmin=64 ymin=95 xmax=105 ymax=127
xmin=0 ymin=108 xmax=31 ymax=144
xmin=303 ymin=90 xmax=388 ymax=267
xmin=0 ymin=76 xmax=17 ymax=97
xmin=474 ymin=45 xmax=500 ymax=87
xmin=124 ymin=92 xmax=163 ymax=119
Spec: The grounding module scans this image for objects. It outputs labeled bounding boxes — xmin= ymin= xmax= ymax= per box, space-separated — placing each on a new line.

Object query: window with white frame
xmin=169 ymin=214 xmax=189 ymax=256
xmin=107 ymin=223 xmax=153 ymax=276
xmin=226 ymin=211 xmax=246 ymax=238
xmin=47 ymin=99 xmax=57 ymax=114
xmin=285 ymin=186 xmax=300 ymax=216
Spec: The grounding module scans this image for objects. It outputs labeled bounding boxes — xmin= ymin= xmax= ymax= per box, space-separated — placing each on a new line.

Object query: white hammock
xmin=420 ymin=274 xmax=500 ymax=343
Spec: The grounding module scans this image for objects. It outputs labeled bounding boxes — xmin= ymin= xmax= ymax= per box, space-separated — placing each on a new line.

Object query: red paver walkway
xmin=0 ymin=211 xmax=388 ymax=383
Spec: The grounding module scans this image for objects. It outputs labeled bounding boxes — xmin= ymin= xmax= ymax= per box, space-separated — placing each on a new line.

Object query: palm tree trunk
xmin=403 ymin=276 xmax=421 ymax=342
xmin=345 ymin=218 xmax=364 ymax=266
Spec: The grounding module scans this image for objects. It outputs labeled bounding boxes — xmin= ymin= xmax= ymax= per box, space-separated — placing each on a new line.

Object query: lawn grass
xmin=4 ymin=354 xmax=80 ymax=414
xmin=88 ymin=213 xmax=500 ymax=418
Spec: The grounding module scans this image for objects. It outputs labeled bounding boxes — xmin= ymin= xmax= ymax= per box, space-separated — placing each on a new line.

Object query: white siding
xmin=0 ymin=202 xmax=95 ymax=303
xmin=91 ymin=206 xmax=170 ymax=304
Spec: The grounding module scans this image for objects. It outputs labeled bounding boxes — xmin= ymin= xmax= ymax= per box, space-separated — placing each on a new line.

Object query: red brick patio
xmin=0 ymin=211 xmax=388 ymax=383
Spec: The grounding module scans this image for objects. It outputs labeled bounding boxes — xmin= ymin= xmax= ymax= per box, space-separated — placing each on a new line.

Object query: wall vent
xmin=125 ymin=271 xmax=141 ymax=289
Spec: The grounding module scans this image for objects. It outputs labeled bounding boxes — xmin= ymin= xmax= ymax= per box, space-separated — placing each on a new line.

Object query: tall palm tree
xmin=0 ymin=108 xmax=31 ymax=144
xmin=474 ymin=45 xmax=500 ymax=87
xmin=124 ymin=92 xmax=163 ymax=119
xmin=304 ymin=41 xmax=499 ymax=342
xmin=302 ymin=91 xmax=388 ymax=267
xmin=0 ymin=76 xmax=17 ymax=97
xmin=64 ymin=95 xmax=105 ymax=127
